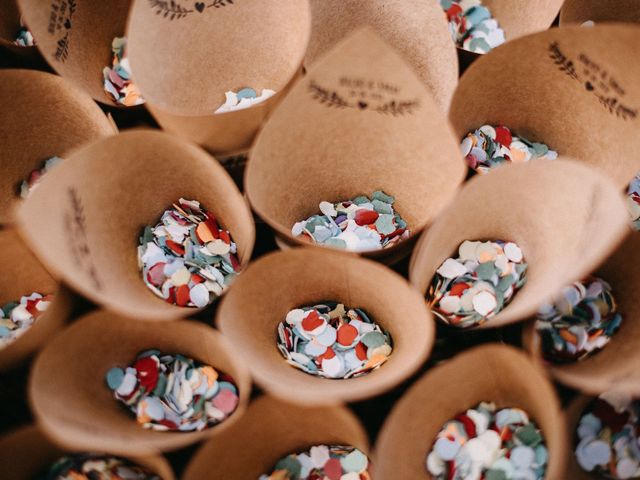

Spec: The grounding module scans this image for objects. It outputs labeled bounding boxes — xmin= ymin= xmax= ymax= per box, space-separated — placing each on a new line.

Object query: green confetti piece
xmin=275 ymin=455 xmax=302 ymax=476
xmin=325 ymin=237 xmax=347 ymax=249
xmin=362 ymin=331 xmax=385 ymax=349
xmin=375 ymin=214 xmax=396 ymax=235
xmin=341 ymin=448 xmax=368 ymax=473
xmin=372 ymin=190 xmax=395 ymax=204
xmin=372 ymin=199 xmax=393 ymax=214
xmin=516 ymin=423 xmax=543 ymax=447
xmin=476 ymin=262 xmax=497 ymax=280
xmin=352 ymin=195 xmax=370 ymax=205
xmin=485 ymin=470 xmax=507 ymax=480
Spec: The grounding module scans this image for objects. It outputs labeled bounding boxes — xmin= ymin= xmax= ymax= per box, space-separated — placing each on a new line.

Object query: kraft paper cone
xmin=183 ymin=395 xmax=370 ymax=479
xmin=126 ymin=0 xmax=311 ymax=155
xmin=0 ymin=229 xmax=72 ymax=372
xmin=523 ymin=233 xmax=640 ymax=395
xmin=29 ymin=310 xmax=252 ymax=455
xmin=0 ymin=69 xmax=116 ymax=226
xmin=0 ymin=0 xmax=39 ymax=59
xmin=373 ymin=344 xmax=568 ymax=479
xmin=245 ymin=28 xmax=466 ymax=264
xmin=217 ymin=248 xmax=435 ymax=405
xmin=560 ymin=0 xmax=640 ymax=26
xmin=0 ymin=425 xmax=175 ymax=480
xmin=16 ymin=130 xmax=255 ymax=321
xmin=409 ymin=159 xmax=629 ymax=330
xmin=17 ymin=0 xmax=134 ymax=106
xmin=450 ymin=24 xmax=640 ymax=188
xmin=305 ymin=0 xmax=458 ymax=112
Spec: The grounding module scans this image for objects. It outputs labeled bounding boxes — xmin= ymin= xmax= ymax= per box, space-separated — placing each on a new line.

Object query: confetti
xmin=428 ymin=240 xmax=528 ymax=328
xmin=37 ymin=454 xmax=160 ymax=479
xmin=426 ymin=402 xmax=548 ymax=480
xmin=259 ymin=445 xmax=371 ymax=480
xmin=575 ymin=391 xmax=640 ymax=478
xmin=440 ymin=0 xmax=505 ymax=54
xmin=14 ymin=25 xmax=35 ymax=47
xmin=138 ymin=198 xmax=241 ymax=308
xmin=626 ymin=172 xmax=640 ymax=230
xmin=535 ymin=276 xmax=622 ymax=364
xmin=461 ymin=125 xmax=558 ymax=175
xmin=277 ymin=302 xmax=393 ymax=379
xmin=106 ymin=350 xmax=239 ymax=432
xmin=103 ymin=37 xmax=145 ymax=107
xmin=18 ymin=156 xmax=63 ymax=199
xmin=0 ymin=293 xmax=52 ymax=349
xmin=291 ymin=191 xmax=410 ymax=252
xmin=214 ymin=88 xmax=276 ymax=113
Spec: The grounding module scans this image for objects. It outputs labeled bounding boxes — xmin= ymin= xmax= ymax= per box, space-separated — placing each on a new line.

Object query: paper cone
xmin=125 ymin=0 xmax=311 ymax=155
xmin=482 ymin=0 xmax=563 ymax=41
xmin=245 ymin=28 xmax=467 ymax=264
xmin=451 ymin=24 xmax=640 ymax=188
xmin=409 ymin=159 xmax=629 ymax=330
xmin=0 ymin=69 xmax=116 ymax=226
xmin=560 ymin=0 xmax=640 ymax=26
xmin=523 ymin=232 xmax=640 ymax=395
xmin=217 ymin=248 xmax=435 ymax=405
xmin=17 ymin=0 xmax=134 ymax=106
xmin=29 ymin=310 xmax=252 ymax=455
xmin=0 ymin=425 xmax=175 ymax=480
xmin=0 ymin=0 xmax=40 ymax=60
xmin=183 ymin=394 xmax=369 ymax=479
xmin=16 ymin=130 xmax=255 ymax=321
xmin=305 ymin=0 xmax=458 ymax=112
xmin=373 ymin=344 xmax=568 ymax=479
xmin=0 ymin=229 xmax=72 ymax=372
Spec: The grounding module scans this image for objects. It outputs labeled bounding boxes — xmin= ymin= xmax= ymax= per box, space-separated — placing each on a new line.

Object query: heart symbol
xmin=358 ymin=101 xmax=368 ymax=110
xmin=64 ymin=18 xmax=72 ymax=29
xmin=195 ymin=2 xmax=205 ymax=12
xmin=585 ymin=81 xmax=594 ymax=91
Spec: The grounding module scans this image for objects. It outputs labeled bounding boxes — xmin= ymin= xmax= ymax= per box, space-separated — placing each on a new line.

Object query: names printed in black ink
xmin=48 ymin=0 xmax=76 ymax=62
xmin=149 ymin=0 xmax=235 ymax=21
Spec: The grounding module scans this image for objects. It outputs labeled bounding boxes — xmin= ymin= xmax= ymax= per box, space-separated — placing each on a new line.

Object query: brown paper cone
xmin=183 ymin=394 xmax=370 ymax=479
xmin=125 ymin=0 xmax=311 ymax=155
xmin=0 ymin=229 xmax=72 ymax=372
xmin=560 ymin=0 xmax=640 ymax=26
xmin=523 ymin=232 xmax=640 ymax=395
xmin=217 ymin=248 xmax=435 ymax=405
xmin=0 ymin=0 xmax=39 ymax=58
xmin=451 ymin=24 xmax=640 ymax=188
xmin=0 ymin=69 xmax=116 ymax=226
xmin=29 ymin=310 xmax=252 ymax=455
xmin=245 ymin=28 xmax=467 ymax=264
xmin=305 ymin=0 xmax=458 ymax=112
xmin=482 ymin=0 xmax=563 ymax=41
xmin=0 ymin=425 xmax=175 ymax=480
xmin=409 ymin=159 xmax=629 ymax=330
xmin=373 ymin=344 xmax=568 ymax=479
xmin=16 ymin=130 xmax=255 ymax=321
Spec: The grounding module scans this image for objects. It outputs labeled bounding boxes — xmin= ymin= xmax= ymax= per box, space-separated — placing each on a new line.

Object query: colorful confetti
xmin=426 ymin=401 xmax=548 ymax=480
xmin=536 ymin=277 xmax=622 ymax=364
xmin=428 ymin=240 xmax=528 ymax=328
xmin=575 ymin=391 xmax=640 ymax=478
xmin=626 ymin=172 xmax=640 ymax=230
xmin=277 ymin=302 xmax=393 ymax=379
xmin=103 ymin=37 xmax=145 ymax=106
xmin=14 ymin=26 xmax=35 ymax=47
xmin=440 ymin=0 xmax=505 ymax=53
xmin=461 ymin=125 xmax=558 ymax=175
xmin=214 ymin=87 xmax=276 ymax=113
xmin=0 ymin=293 xmax=52 ymax=349
xmin=291 ymin=191 xmax=410 ymax=252
xmin=260 ymin=445 xmax=371 ymax=480
xmin=38 ymin=454 xmax=161 ymax=479
xmin=106 ymin=350 xmax=239 ymax=432
xmin=138 ymin=198 xmax=241 ymax=308
xmin=19 ymin=156 xmax=63 ymax=199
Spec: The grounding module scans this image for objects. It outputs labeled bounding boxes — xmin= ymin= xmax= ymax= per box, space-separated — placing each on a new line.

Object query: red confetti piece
xmin=455 ymin=414 xmax=477 ymax=438
xmin=324 ymin=458 xmax=343 ymax=480
xmin=212 ymin=388 xmax=239 ymax=414
xmin=318 ymin=347 xmax=336 ymax=361
xmin=175 ymin=285 xmax=190 ymax=307
xmin=165 ymin=239 xmax=185 ymax=256
xmin=147 ymin=262 xmax=166 ymax=287
xmin=495 ymin=126 xmax=512 ymax=147
xmin=337 ymin=323 xmax=358 ymax=346
xmin=219 ymin=230 xmax=231 ymax=244
xmin=134 ymin=356 xmax=159 ymax=392
xmin=205 ymin=215 xmax=220 ymax=239
xmin=354 ymin=209 xmax=379 ymax=226
xmin=355 ymin=342 xmax=368 ymax=361
xmin=301 ymin=310 xmax=324 ymax=332
xmin=190 ymin=273 xmax=205 ymax=284
xmin=449 ymin=283 xmax=471 ymax=297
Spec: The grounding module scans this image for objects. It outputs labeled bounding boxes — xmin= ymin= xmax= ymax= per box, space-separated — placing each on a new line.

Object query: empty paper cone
xmin=560 ymin=0 xmax=640 ymax=26
xmin=217 ymin=248 xmax=435 ymax=405
xmin=451 ymin=24 xmax=640 ymax=188
xmin=523 ymin=232 xmax=640 ymax=395
xmin=373 ymin=344 xmax=568 ymax=479
xmin=126 ymin=0 xmax=310 ymax=155
xmin=0 ymin=69 xmax=116 ymax=225
xmin=245 ymin=28 xmax=466 ymax=264
xmin=0 ymin=229 xmax=72 ymax=372
xmin=17 ymin=0 xmax=134 ymax=106
xmin=183 ymin=394 xmax=370 ymax=480
xmin=0 ymin=425 xmax=175 ymax=480
xmin=29 ymin=310 xmax=252 ymax=455
xmin=409 ymin=159 xmax=629 ymax=329
xmin=305 ymin=0 xmax=458 ymax=112
xmin=16 ymin=130 xmax=255 ymax=321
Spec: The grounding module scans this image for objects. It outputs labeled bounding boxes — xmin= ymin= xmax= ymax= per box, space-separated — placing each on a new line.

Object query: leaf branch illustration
xmin=148 ymin=0 xmax=193 ymax=20
xmin=309 ymin=82 xmax=351 ymax=108
xmin=374 ymin=100 xmax=420 ymax=116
